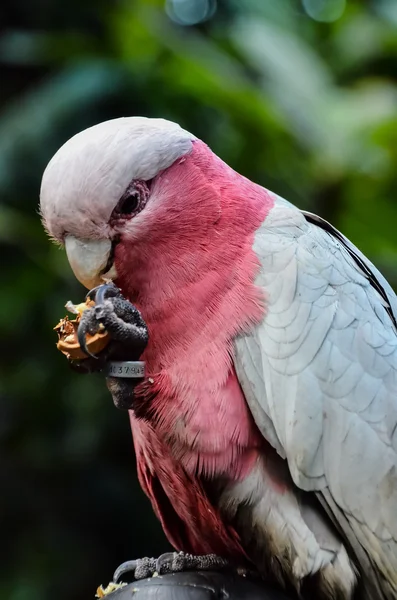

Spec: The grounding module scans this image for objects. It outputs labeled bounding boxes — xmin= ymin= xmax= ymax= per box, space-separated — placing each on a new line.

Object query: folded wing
xmin=234 ymin=198 xmax=397 ymax=597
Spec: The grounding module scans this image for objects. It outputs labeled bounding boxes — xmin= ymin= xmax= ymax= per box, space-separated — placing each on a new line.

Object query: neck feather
xmin=115 ymin=141 xmax=273 ymax=374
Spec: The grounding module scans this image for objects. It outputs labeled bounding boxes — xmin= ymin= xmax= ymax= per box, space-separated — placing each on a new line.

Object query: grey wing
xmin=233 ymin=198 xmax=397 ymax=595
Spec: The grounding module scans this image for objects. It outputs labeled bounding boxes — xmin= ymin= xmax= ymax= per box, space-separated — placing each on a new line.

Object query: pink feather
xmin=114 ymin=140 xmax=274 ymax=556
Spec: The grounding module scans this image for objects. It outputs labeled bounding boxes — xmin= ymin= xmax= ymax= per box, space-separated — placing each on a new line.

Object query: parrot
xmin=39 ymin=117 xmax=397 ymax=600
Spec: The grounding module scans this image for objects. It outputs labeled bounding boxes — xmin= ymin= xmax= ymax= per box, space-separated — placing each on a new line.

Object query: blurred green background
xmin=1 ymin=0 xmax=397 ymax=598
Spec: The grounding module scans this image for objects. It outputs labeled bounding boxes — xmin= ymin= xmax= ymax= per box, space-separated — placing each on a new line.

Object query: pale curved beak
xmin=65 ymin=236 xmax=118 ymax=290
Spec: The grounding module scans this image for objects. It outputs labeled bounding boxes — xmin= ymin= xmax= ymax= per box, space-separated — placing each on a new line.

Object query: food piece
xmin=96 ymin=582 xmax=127 ymax=598
xmin=54 ymin=299 xmax=110 ymax=360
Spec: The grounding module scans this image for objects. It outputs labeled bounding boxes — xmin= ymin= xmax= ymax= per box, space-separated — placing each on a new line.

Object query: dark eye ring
xmin=114 ymin=179 xmax=151 ymax=220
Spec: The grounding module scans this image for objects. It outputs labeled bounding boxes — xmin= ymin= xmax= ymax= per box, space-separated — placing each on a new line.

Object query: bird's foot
xmin=71 ymin=282 xmax=149 ymax=410
xmin=113 ymin=552 xmax=234 ymax=583
xmin=76 ymin=282 xmax=148 ymax=359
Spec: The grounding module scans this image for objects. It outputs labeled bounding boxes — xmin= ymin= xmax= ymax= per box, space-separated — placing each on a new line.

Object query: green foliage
xmin=1 ymin=1 xmax=397 ymax=598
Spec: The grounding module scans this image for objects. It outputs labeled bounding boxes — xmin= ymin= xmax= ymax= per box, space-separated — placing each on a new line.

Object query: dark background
xmin=1 ymin=1 xmax=397 ymax=599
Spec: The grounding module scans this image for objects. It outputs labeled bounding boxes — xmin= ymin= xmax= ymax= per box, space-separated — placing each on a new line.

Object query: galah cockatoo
xmin=40 ymin=117 xmax=397 ymax=600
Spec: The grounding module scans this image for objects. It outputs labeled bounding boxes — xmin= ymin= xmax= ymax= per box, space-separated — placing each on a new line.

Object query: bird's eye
xmin=113 ymin=179 xmax=150 ymax=221
xmin=120 ymin=191 xmax=140 ymax=215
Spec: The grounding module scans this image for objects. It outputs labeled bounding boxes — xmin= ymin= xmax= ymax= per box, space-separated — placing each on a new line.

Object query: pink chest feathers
xmin=133 ymin=364 xmax=262 ymax=479
xmin=129 ymin=366 xmax=262 ymax=560
xmin=129 ymin=363 xmax=263 ymax=559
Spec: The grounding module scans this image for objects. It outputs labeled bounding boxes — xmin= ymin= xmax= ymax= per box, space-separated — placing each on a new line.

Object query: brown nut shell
xmin=54 ymin=300 xmax=110 ymax=360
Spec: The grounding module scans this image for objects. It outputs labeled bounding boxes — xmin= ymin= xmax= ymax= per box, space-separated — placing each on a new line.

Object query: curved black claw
xmin=86 ymin=281 xmax=120 ymax=304
xmin=113 ymin=560 xmax=139 ymax=583
xmin=77 ymin=315 xmax=98 ymax=359
xmin=113 ymin=558 xmax=157 ymax=583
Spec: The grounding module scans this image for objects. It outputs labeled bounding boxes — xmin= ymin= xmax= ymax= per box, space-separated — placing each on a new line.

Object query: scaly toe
xmin=156 ymin=552 xmax=186 ymax=575
xmin=113 ymin=557 xmax=158 ymax=583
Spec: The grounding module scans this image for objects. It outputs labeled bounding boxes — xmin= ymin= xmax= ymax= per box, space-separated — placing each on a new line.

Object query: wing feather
xmin=234 ymin=199 xmax=397 ymax=593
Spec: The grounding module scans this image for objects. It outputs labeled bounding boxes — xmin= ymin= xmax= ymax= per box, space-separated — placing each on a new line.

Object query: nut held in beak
xmin=54 ymin=299 xmax=110 ymax=360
